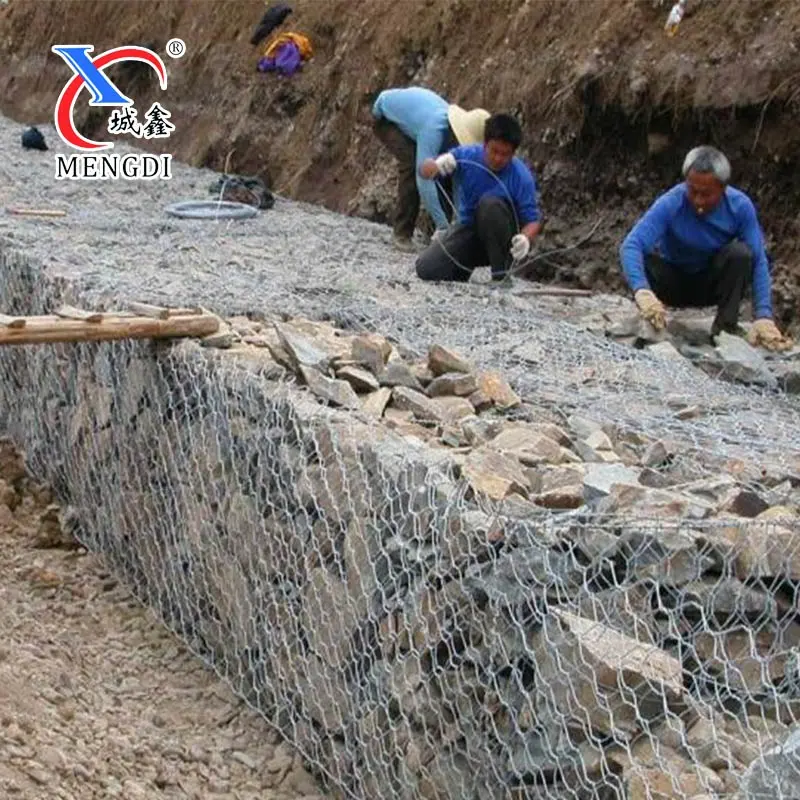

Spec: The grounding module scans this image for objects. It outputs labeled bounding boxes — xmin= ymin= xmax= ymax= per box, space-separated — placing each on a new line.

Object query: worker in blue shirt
xmin=620 ymin=145 xmax=792 ymax=351
xmin=372 ymin=87 xmax=489 ymax=252
xmin=414 ymin=113 xmax=542 ymax=283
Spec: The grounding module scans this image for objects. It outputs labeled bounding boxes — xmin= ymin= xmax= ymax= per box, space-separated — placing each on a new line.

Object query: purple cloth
xmin=257 ymin=42 xmax=303 ymax=76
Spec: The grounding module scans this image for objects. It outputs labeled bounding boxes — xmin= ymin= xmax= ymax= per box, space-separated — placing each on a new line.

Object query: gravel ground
xmin=0 ymin=442 xmax=326 ymax=800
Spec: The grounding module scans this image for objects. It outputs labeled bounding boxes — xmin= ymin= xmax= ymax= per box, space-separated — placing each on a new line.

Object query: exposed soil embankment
xmin=2 ymin=0 xmax=799 ymax=327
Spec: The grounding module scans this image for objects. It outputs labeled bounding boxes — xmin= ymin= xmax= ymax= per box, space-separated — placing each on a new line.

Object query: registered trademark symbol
xmin=165 ymin=38 xmax=186 ymax=59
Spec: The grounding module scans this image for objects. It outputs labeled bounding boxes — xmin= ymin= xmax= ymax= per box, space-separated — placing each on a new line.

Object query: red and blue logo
xmin=51 ymin=45 xmax=168 ymax=152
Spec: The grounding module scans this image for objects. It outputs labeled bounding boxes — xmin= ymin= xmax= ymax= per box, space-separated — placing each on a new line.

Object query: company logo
xmin=50 ymin=41 xmax=186 ymax=180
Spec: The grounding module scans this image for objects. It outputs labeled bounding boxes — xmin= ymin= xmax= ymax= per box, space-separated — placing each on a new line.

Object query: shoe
xmin=392 ymin=234 xmax=417 ymax=253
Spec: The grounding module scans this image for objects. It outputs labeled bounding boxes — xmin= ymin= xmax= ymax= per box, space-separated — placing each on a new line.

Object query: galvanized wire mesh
xmin=0 ymin=243 xmax=798 ymax=799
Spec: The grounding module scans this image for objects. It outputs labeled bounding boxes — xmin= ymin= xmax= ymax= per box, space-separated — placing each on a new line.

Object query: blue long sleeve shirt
xmin=448 ymin=144 xmax=540 ymax=228
xmin=620 ymin=183 xmax=773 ymax=319
xmin=372 ymin=87 xmax=451 ymax=230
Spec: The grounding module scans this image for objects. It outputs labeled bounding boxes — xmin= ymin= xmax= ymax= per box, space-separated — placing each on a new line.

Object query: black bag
xmin=250 ymin=3 xmax=293 ymax=46
xmin=21 ymin=126 xmax=48 ymax=151
xmin=209 ymin=174 xmax=275 ymax=210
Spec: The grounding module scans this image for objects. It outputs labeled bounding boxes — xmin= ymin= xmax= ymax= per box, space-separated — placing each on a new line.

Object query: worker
xmin=414 ymin=112 xmax=542 ymax=283
xmin=620 ymin=145 xmax=793 ymax=350
xmin=371 ymin=86 xmax=489 ymax=252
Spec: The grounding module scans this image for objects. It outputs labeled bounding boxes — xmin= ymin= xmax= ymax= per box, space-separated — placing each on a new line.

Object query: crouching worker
xmin=620 ymin=145 xmax=792 ymax=350
xmin=415 ymin=113 xmax=542 ymax=283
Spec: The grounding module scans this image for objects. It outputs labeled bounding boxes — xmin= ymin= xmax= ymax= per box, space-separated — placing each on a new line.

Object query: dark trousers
xmin=373 ymin=118 xmax=457 ymax=239
xmin=415 ymin=196 xmax=517 ymax=282
xmin=645 ymin=241 xmax=753 ymax=335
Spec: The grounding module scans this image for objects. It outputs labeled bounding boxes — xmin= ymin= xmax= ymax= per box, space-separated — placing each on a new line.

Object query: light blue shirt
xmin=372 ymin=87 xmax=452 ymax=229
xmin=620 ymin=183 xmax=773 ymax=318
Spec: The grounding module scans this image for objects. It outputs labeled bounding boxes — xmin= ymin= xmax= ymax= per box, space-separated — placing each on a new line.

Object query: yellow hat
xmin=447 ymin=104 xmax=491 ymax=145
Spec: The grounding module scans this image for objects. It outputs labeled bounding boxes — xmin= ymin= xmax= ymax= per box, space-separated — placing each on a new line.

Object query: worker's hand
xmin=431 ymin=228 xmax=448 ymax=243
xmin=747 ymin=318 xmax=794 ymax=352
xmin=434 ymin=152 xmax=457 ymax=176
xmin=634 ymin=289 xmax=667 ymax=330
xmin=510 ymin=233 xmax=530 ymax=261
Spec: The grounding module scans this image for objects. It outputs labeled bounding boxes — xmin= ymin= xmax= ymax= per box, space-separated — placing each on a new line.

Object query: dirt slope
xmin=1 ymin=0 xmax=799 ymax=327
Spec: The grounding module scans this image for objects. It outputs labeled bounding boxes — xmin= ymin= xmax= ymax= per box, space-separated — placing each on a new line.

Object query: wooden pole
xmin=0 ymin=313 xmax=219 ymax=346
xmin=6 ymin=208 xmax=67 ymax=218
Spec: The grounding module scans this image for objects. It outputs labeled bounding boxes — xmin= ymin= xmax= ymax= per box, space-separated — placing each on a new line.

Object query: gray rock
xmin=740 ymin=724 xmax=800 ymax=798
xmin=428 ymin=344 xmax=472 ymax=376
xmin=583 ymin=463 xmax=642 ymax=502
xmin=351 ymin=334 xmax=390 ymax=375
xmin=642 ymin=440 xmax=670 ymax=469
xmin=199 ymin=330 xmax=236 ymax=349
xmin=710 ymin=332 xmax=778 ymax=388
xmin=379 ymin=361 xmax=424 ymax=391
xmin=274 ymin=322 xmax=330 ymax=371
xmin=336 ymin=365 xmax=380 ymax=393
xmin=425 ymin=371 xmax=478 ymax=397
xmin=646 ymin=341 xmax=685 ymax=361
xmin=298 ymin=365 xmax=360 ymax=409
xmin=390 ymin=386 xmax=441 ymax=421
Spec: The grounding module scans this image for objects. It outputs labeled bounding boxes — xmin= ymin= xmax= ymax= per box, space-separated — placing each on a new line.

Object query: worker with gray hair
xmin=620 ymin=145 xmax=792 ymax=351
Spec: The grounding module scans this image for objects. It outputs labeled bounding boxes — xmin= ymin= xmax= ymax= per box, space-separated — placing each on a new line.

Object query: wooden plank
xmin=0 ymin=314 xmax=27 ymax=329
xmin=0 ymin=314 xmax=219 ymax=346
xmin=55 ymin=305 xmax=104 ymax=323
xmin=127 ymin=301 xmax=169 ymax=320
xmin=167 ymin=306 xmax=203 ymax=317
xmin=6 ymin=208 xmax=67 ymax=218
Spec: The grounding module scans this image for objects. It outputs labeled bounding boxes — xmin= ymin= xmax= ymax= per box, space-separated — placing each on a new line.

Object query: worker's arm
xmin=419 ymin=149 xmax=458 ymax=181
xmin=619 ymin=192 xmax=678 ymax=292
xmin=415 ymin=127 xmax=451 ymax=230
xmin=737 ymin=198 xmax=773 ymax=320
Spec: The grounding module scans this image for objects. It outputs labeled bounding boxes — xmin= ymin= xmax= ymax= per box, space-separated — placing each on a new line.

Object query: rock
xmin=487 ymin=424 xmax=569 ymax=466
xmin=360 ymin=386 xmax=392 ymax=418
xmin=646 ymin=341 xmax=686 ymax=361
xmin=710 ymin=331 xmax=778 ymax=388
xmin=641 ymin=440 xmax=670 ymax=469
xmin=379 ymin=361 xmax=424 ymax=391
xmin=693 ymin=625 xmax=800 ymax=695
xmin=300 ymin=655 xmax=352 ymax=732
xmin=274 ymin=322 xmax=330 ymax=371
xmin=719 ymin=487 xmax=770 ymax=518
xmin=302 ymin=568 xmax=360 ymax=669
xmin=607 ymin=314 xmax=667 ymax=343
xmin=532 ymin=610 xmax=683 ymax=738
xmin=583 ymin=463 xmax=642 ymax=502
xmin=200 ymin=330 xmax=236 ymax=349
xmin=772 ymin=361 xmax=800 ymax=394
xmin=425 ymin=372 xmax=478 ymax=397
xmin=460 ymin=417 xmax=504 ymax=446
xmin=665 ymin=314 xmax=717 ymax=345
xmin=351 ymin=334 xmax=391 ymax=375
xmin=298 ymin=365 xmax=360 ymax=409
xmin=467 ymin=389 xmax=492 ymax=412
xmin=531 ymin=465 xmax=585 ymax=509
xmin=567 ymin=414 xmax=604 ymax=440
xmin=720 ymin=515 xmax=800 ymax=581
xmin=476 ymin=371 xmax=521 ymax=408
xmin=596 ymin=483 xmax=713 ymax=520
xmin=575 ymin=429 xmax=620 ymax=463
xmin=428 ymin=344 xmax=472 ymax=376
xmin=335 ymin=365 xmax=380 ymax=393
xmin=462 ymin=446 xmax=530 ymax=500
xmin=740 ymin=725 xmax=800 ymax=797
xmin=390 ymin=386 xmax=442 ymax=421
xmin=428 ymin=396 xmax=476 ymax=424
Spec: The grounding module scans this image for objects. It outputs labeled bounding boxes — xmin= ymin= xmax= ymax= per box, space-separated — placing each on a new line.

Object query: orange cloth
xmin=263 ymin=32 xmax=313 ymax=61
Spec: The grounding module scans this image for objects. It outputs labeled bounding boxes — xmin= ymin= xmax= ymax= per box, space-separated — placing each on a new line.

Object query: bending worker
xmin=414 ymin=112 xmax=542 ymax=283
xmin=372 ymin=86 xmax=489 ymax=252
xmin=620 ymin=145 xmax=792 ymax=350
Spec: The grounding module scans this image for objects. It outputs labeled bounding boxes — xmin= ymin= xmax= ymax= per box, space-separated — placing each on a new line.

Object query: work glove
xmin=431 ymin=228 xmax=448 ymax=243
xmin=434 ymin=152 xmax=457 ymax=176
xmin=510 ymin=233 xmax=530 ymax=261
xmin=634 ymin=289 xmax=667 ymax=331
xmin=747 ymin=318 xmax=794 ymax=352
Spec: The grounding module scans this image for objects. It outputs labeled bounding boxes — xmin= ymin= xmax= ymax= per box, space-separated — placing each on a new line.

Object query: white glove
xmin=432 ymin=228 xmax=448 ymax=243
xmin=510 ymin=233 xmax=530 ymax=260
xmin=434 ymin=152 xmax=457 ymax=176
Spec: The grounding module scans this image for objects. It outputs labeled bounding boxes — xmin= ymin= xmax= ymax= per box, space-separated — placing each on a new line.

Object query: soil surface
xmin=0 ymin=441 xmax=326 ymax=800
xmin=1 ymin=0 xmax=799 ymax=328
